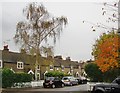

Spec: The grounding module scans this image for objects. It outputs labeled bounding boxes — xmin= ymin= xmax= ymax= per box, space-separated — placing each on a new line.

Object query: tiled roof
xmin=1 ymin=49 xmax=80 ymax=67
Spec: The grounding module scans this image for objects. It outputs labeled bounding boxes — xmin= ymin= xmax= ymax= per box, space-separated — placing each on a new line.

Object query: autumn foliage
xmin=92 ymin=31 xmax=120 ymax=72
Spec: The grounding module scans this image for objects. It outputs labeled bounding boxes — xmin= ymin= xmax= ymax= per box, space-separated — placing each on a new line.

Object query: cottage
xmin=0 ymin=45 xmax=82 ymax=80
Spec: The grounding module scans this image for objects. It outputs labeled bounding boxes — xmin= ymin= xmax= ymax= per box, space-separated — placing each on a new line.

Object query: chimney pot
xmin=4 ymin=45 xmax=9 ymax=51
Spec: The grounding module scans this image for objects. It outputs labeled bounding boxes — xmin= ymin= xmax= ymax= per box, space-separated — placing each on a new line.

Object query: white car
xmin=62 ymin=76 xmax=78 ymax=86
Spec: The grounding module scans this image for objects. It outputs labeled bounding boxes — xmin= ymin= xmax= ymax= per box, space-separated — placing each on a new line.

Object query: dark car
xmin=62 ymin=76 xmax=78 ymax=86
xmin=75 ymin=77 xmax=83 ymax=84
xmin=91 ymin=76 xmax=120 ymax=93
xmin=43 ymin=77 xmax=64 ymax=88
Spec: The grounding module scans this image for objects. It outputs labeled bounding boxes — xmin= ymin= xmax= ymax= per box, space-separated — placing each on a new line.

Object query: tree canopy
xmin=14 ymin=2 xmax=68 ymax=80
xmin=84 ymin=63 xmax=103 ymax=82
xmin=92 ymin=31 xmax=120 ymax=72
xmin=14 ymin=3 xmax=68 ymax=54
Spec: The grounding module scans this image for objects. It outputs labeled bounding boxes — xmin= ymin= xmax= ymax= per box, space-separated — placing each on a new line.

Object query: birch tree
xmin=14 ymin=3 xmax=67 ymax=80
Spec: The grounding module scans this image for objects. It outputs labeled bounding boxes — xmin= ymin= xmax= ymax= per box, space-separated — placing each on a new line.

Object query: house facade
xmin=0 ymin=45 xmax=82 ymax=80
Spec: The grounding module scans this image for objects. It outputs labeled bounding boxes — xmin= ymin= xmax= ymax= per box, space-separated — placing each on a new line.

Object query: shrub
xmin=2 ymin=68 xmax=15 ymax=88
xmin=2 ymin=68 xmax=32 ymax=88
xmin=45 ymin=71 xmax=64 ymax=78
xmin=85 ymin=63 xmax=120 ymax=82
xmin=14 ymin=72 xmax=32 ymax=83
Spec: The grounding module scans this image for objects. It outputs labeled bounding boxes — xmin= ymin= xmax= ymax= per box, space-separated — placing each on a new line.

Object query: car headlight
xmin=89 ymin=85 xmax=94 ymax=91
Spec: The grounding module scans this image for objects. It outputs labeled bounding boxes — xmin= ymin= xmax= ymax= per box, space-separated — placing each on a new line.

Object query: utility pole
xmin=118 ymin=1 xmax=120 ymax=35
xmin=118 ymin=1 xmax=120 ymax=66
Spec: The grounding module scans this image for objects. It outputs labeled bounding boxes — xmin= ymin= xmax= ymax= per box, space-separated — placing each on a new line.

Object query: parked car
xmin=91 ymin=76 xmax=120 ymax=93
xmin=75 ymin=77 xmax=83 ymax=84
xmin=81 ymin=76 xmax=88 ymax=84
xmin=62 ymin=76 xmax=78 ymax=86
xmin=75 ymin=76 xmax=87 ymax=84
xmin=43 ymin=77 xmax=64 ymax=88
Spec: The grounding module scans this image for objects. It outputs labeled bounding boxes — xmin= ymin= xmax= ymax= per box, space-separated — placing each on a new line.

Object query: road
xmin=2 ymin=84 xmax=90 ymax=93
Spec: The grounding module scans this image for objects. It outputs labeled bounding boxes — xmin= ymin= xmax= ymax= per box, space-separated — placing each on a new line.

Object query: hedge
xmin=45 ymin=71 xmax=65 ymax=78
xmin=2 ymin=68 xmax=15 ymax=88
xmin=14 ymin=72 xmax=32 ymax=83
xmin=2 ymin=68 xmax=32 ymax=88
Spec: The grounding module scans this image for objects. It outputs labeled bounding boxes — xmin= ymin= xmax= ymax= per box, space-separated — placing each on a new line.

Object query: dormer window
xmin=50 ymin=65 xmax=53 ymax=70
xmin=17 ymin=62 xmax=24 ymax=69
xmin=0 ymin=60 xmax=3 ymax=68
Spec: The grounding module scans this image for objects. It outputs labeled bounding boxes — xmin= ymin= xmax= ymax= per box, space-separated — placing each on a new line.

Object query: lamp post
xmin=118 ymin=1 xmax=120 ymax=66
xmin=118 ymin=1 xmax=120 ymax=35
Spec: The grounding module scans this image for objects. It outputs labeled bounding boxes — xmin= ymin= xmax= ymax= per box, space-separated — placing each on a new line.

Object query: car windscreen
xmin=112 ymin=78 xmax=120 ymax=84
xmin=63 ymin=78 xmax=69 ymax=80
xmin=62 ymin=77 xmax=73 ymax=80
xmin=46 ymin=77 xmax=55 ymax=80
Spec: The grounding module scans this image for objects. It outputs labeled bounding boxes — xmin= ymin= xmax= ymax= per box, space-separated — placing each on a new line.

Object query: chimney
xmin=47 ymin=56 xmax=53 ymax=59
xmin=20 ymin=49 xmax=26 ymax=53
xmin=3 ymin=45 xmax=9 ymax=51
xmin=54 ymin=55 xmax=62 ymax=60
xmin=66 ymin=57 xmax=71 ymax=61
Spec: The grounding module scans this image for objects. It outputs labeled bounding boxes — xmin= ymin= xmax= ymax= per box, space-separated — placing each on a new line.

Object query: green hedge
xmin=14 ymin=72 xmax=32 ymax=83
xmin=2 ymin=68 xmax=15 ymax=88
xmin=2 ymin=68 xmax=32 ymax=88
xmin=45 ymin=71 xmax=64 ymax=78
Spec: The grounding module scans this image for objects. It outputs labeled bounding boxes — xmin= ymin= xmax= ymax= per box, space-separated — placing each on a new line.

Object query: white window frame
xmin=71 ymin=66 xmax=73 ymax=69
xmin=0 ymin=60 xmax=3 ymax=68
xmin=61 ymin=65 xmax=64 ymax=71
xmin=56 ymin=68 xmax=59 ymax=70
xmin=50 ymin=65 xmax=53 ymax=70
xmin=17 ymin=62 xmax=24 ymax=69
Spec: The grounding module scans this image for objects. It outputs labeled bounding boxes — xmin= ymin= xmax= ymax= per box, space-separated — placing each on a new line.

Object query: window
xmin=17 ymin=62 xmax=24 ymax=69
xmin=50 ymin=65 xmax=53 ymax=70
xmin=0 ymin=60 xmax=2 ymax=68
xmin=61 ymin=65 xmax=64 ymax=71
xmin=56 ymin=68 xmax=59 ymax=70
xmin=37 ymin=73 xmax=40 ymax=80
xmin=37 ymin=65 xmax=40 ymax=70
xmin=71 ymin=66 xmax=73 ymax=69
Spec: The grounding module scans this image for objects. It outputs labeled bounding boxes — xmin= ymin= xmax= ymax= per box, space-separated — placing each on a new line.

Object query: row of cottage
xmin=0 ymin=45 xmax=85 ymax=80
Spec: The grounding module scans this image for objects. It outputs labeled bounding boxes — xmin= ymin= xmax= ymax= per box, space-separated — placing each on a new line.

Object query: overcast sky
xmin=0 ymin=1 xmax=117 ymax=61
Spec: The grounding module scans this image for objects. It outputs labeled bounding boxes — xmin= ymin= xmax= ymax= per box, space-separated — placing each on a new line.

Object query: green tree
xmin=84 ymin=63 xmax=103 ymax=82
xmin=14 ymin=3 xmax=68 ymax=80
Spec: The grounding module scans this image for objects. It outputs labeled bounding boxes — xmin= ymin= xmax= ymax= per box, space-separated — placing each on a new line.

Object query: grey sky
xmin=0 ymin=1 xmax=117 ymax=61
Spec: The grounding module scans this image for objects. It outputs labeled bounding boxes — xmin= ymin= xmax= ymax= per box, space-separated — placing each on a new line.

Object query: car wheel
xmin=95 ymin=90 xmax=104 ymax=93
xmin=61 ymin=83 xmax=64 ymax=87
xmin=52 ymin=84 xmax=55 ymax=88
xmin=70 ymin=83 xmax=73 ymax=86
xmin=43 ymin=85 xmax=47 ymax=88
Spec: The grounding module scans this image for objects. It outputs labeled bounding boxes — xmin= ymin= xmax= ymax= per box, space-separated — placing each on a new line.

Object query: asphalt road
xmin=2 ymin=84 xmax=90 ymax=93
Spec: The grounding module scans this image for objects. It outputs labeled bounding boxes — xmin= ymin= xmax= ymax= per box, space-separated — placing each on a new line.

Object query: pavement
xmin=1 ymin=81 xmax=96 ymax=93
xmin=1 ymin=84 xmax=90 ymax=93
